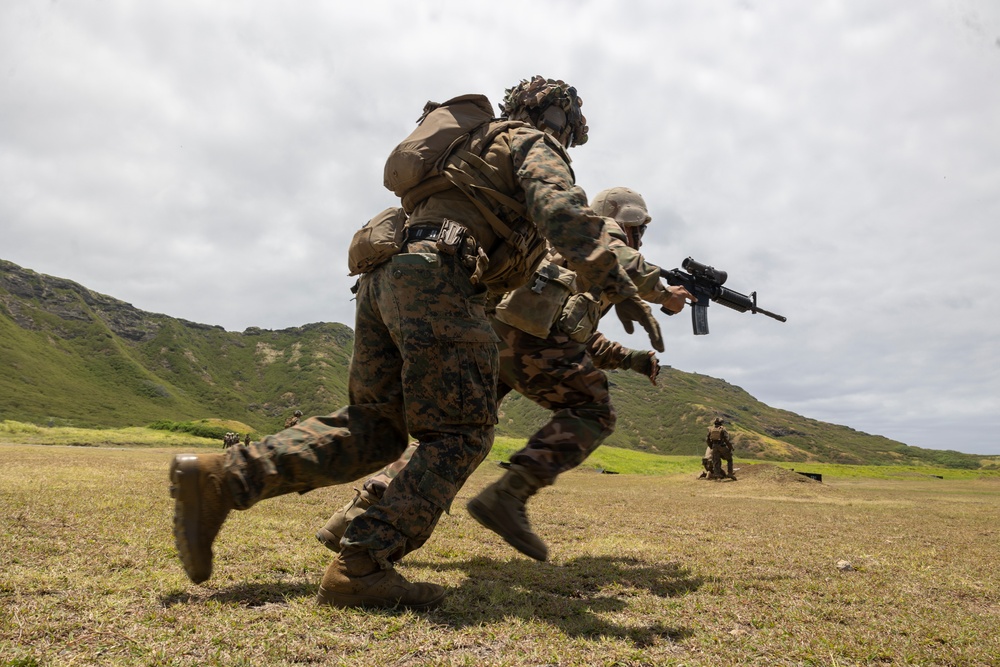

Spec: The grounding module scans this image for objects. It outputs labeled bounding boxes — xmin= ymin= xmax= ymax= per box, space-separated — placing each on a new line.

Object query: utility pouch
xmin=557 ymin=290 xmax=602 ymax=343
xmin=347 ymin=207 xmax=407 ymax=275
xmin=493 ymin=260 xmax=577 ymax=339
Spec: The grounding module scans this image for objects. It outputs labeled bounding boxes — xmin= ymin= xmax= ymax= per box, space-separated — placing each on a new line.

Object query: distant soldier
xmin=707 ymin=417 xmax=736 ymax=480
xmin=284 ymin=410 xmax=302 ymax=429
xmin=244 ymin=433 xmax=251 ymax=446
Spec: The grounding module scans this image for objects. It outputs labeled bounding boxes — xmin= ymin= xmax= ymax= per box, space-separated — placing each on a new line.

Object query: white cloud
xmin=2 ymin=0 xmax=999 ymax=454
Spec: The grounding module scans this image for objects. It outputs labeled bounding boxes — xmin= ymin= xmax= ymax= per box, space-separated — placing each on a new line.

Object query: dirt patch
xmin=720 ymin=463 xmax=822 ymax=486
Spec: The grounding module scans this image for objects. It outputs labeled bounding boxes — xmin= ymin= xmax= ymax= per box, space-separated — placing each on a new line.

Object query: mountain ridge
xmin=1 ymin=258 xmax=990 ymax=469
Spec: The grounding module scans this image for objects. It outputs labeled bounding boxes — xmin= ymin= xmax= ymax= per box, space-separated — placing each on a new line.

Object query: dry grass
xmin=2 ymin=446 xmax=998 ymax=666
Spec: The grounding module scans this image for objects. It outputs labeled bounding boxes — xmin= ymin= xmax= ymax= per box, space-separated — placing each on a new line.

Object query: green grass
xmin=0 ymin=420 xmax=220 ymax=448
xmin=2 ymin=440 xmax=999 ymax=665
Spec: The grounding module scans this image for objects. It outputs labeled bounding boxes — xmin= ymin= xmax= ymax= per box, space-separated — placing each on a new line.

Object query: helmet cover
xmin=500 ymin=75 xmax=589 ymax=147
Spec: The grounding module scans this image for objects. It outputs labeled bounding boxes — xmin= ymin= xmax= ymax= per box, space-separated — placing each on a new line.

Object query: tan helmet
xmin=500 ymin=75 xmax=588 ymax=147
xmin=591 ymin=187 xmax=650 ymax=227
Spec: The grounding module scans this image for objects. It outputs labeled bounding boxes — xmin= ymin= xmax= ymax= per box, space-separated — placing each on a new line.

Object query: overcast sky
xmin=3 ymin=1 xmax=999 ymax=455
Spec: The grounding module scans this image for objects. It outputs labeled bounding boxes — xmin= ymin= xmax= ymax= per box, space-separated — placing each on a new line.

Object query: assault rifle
xmin=660 ymin=257 xmax=786 ymax=335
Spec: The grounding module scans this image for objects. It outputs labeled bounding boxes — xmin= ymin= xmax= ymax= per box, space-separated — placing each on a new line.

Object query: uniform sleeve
xmin=613 ymin=243 xmax=672 ymax=305
xmin=585 ymin=331 xmax=633 ymax=370
xmin=510 ymin=129 xmax=637 ymax=303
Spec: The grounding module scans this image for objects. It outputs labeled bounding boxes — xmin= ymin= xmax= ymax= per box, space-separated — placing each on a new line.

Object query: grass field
xmin=2 ymin=440 xmax=998 ymax=666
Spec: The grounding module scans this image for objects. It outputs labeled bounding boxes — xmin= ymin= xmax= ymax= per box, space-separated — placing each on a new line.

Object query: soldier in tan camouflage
xmin=168 ymin=76 xmax=639 ymax=610
xmin=317 ymin=187 xmax=693 ymax=563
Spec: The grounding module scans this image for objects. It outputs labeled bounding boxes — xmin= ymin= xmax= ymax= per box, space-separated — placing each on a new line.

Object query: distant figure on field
xmin=284 ymin=410 xmax=302 ymax=429
xmin=706 ymin=417 xmax=736 ymax=480
xmin=699 ymin=444 xmax=714 ymax=479
xmin=244 ymin=433 xmax=251 ymax=446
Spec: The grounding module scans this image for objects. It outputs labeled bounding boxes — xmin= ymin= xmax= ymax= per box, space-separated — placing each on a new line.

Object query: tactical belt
xmin=404 ymin=225 xmax=441 ymax=243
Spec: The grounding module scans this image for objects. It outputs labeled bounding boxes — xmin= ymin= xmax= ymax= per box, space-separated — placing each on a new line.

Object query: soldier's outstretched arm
xmin=511 ymin=129 xmax=637 ymax=303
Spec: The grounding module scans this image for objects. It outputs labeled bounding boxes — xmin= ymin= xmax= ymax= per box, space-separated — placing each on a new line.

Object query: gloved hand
xmin=620 ymin=350 xmax=660 ymax=385
xmin=614 ymin=297 xmax=664 ymax=352
xmin=660 ymin=285 xmax=696 ymax=315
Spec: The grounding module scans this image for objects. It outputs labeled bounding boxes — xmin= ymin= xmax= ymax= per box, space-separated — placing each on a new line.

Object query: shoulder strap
xmin=439 ymin=121 xmax=534 ymax=251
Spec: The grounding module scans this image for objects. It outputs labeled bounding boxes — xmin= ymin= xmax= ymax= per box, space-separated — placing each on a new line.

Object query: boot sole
xmin=466 ymin=497 xmax=547 ymax=561
xmin=169 ymin=455 xmax=212 ymax=584
xmin=316 ymin=585 xmax=445 ymax=610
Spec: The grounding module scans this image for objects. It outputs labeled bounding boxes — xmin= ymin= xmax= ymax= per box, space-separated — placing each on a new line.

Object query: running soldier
xmin=317 ymin=186 xmax=693 ymax=561
xmin=168 ymin=76 xmax=639 ymax=610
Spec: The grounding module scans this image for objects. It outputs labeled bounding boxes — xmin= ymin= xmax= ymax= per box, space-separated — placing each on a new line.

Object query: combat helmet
xmin=591 ymin=187 xmax=650 ymax=248
xmin=500 ymin=75 xmax=588 ymax=148
xmin=294 ymin=410 xmax=302 ymax=417
xmin=714 ymin=417 xmax=724 ymax=426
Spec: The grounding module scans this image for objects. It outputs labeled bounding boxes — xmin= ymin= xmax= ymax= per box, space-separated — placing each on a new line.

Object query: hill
xmin=1 ymin=258 xmax=990 ymax=469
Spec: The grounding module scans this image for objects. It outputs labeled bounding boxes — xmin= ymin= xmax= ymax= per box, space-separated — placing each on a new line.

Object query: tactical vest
xmin=383 ymin=95 xmax=548 ymax=292
xmin=709 ymin=426 xmax=725 ymax=442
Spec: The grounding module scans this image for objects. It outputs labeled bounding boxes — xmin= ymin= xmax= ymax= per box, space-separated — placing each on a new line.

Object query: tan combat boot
xmin=316 ymin=547 xmax=445 ymax=610
xmin=169 ymin=453 xmax=235 ymax=584
xmin=466 ymin=464 xmax=547 ymax=561
xmin=316 ymin=487 xmax=377 ymax=552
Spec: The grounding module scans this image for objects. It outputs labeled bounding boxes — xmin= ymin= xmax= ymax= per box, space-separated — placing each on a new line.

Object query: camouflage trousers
xmin=710 ymin=443 xmax=734 ymax=477
xmin=224 ymin=243 xmax=499 ymax=568
xmin=493 ymin=318 xmax=616 ymax=486
xmin=362 ymin=441 xmax=419 ymax=498
xmin=354 ymin=317 xmax=617 ymax=491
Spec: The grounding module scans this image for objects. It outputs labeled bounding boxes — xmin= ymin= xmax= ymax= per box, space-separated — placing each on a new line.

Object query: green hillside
xmin=1 ymin=258 xmax=992 ymax=469
xmin=0 ymin=259 xmax=352 ymax=433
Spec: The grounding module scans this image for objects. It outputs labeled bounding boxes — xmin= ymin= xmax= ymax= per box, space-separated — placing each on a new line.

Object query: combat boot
xmin=316 ymin=487 xmax=377 ymax=552
xmin=169 ymin=453 xmax=235 ymax=584
xmin=316 ymin=547 xmax=445 ymax=610
xmin=466 ymin=464 xmax=547 ymax=561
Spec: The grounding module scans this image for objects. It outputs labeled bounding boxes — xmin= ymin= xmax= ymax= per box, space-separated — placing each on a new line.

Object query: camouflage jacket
xmin=407 ymin=122 xmax=637 ymax=304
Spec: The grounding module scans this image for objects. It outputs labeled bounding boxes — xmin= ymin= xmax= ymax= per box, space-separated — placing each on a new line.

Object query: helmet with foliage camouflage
xmin=500 ymin=75 xmax=588 ymax=147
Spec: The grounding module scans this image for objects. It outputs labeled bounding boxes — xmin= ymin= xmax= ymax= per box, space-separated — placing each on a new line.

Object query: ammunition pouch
xmin=347 ymin=207 xmax=407 ymax=276
xmin=557 ymin=290 xmax=603 ymax=343
xmin=493 ymin=260 xmax=577 ymax=339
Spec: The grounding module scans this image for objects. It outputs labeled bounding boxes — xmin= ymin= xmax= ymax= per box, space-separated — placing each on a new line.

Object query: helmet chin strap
xmin=625 ymin=225 xmax=644 ymax=250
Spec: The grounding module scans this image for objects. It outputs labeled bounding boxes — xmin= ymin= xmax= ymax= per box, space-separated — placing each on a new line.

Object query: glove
xmin=614 ymin=297 xmax=664 ymax=352
xmin=621 ymin=350 xmax=660 ymax=385
xmin=659 ymin=284 xmax=696 ymax=315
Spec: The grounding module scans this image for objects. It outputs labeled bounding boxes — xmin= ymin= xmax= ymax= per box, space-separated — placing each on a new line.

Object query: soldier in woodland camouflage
xmin=318 ymin=186 xmax=693 ymax=561
xmin=168 ymin=76 xmax=638 ymax=610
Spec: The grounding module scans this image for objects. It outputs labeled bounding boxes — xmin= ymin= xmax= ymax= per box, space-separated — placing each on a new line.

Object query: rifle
xmin=660 ymin=257 xmax=786 ymax=335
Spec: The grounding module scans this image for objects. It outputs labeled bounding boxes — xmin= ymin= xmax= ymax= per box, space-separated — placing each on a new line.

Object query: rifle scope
xmin=682 ymin=257 xmax=727 ymax=285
